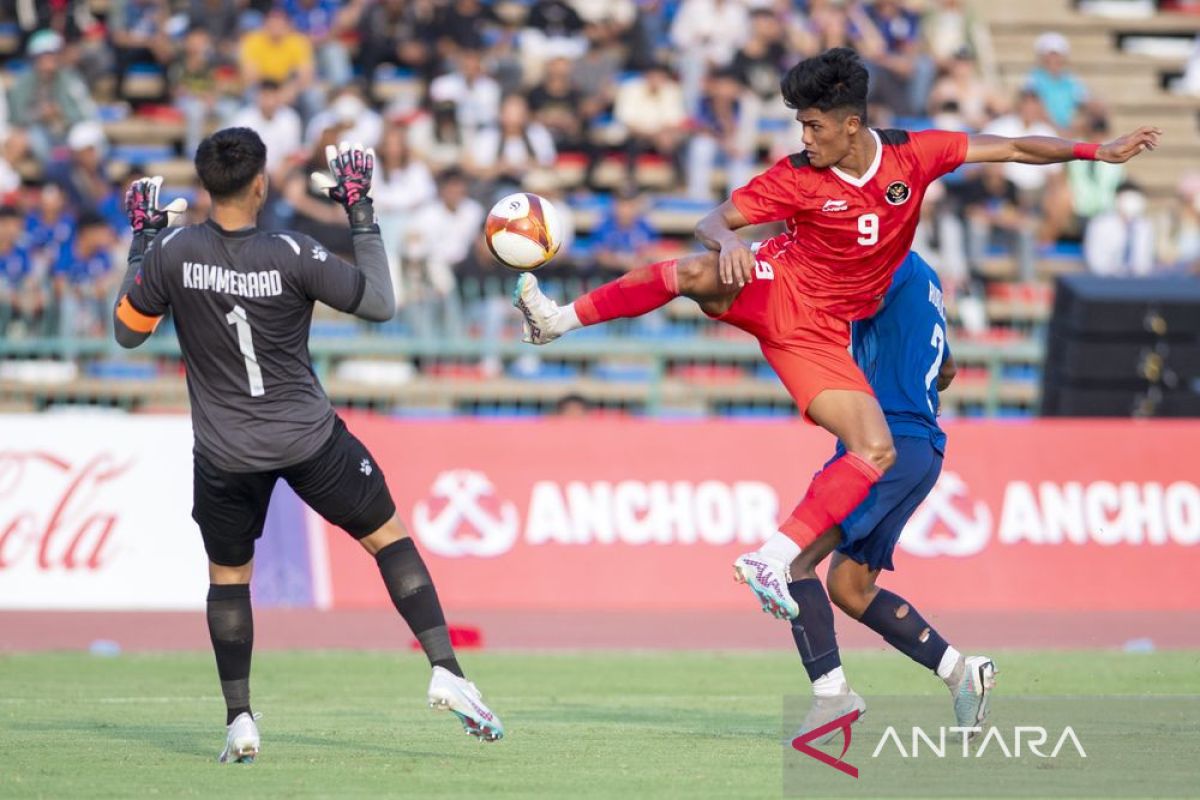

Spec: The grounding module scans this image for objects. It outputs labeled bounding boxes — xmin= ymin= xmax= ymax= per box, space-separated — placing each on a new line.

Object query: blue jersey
xmin=53 ymin=241 xmax=113 ymax=285
xmin=0 ymin=244 xmax=31 ymax=286
xmin=850 ymin=252 xmax=949 ymax=452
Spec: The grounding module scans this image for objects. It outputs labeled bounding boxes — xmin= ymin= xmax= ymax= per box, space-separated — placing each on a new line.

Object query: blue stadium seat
xmin=390 ymin=407 xmax=456 ymax=419
xmin=309 ymin=320 xmax=360 ymax=338
xmin=86 ymin=360 xmax=157 ymax=380
xmin=757 ymin=117 xmax=792 ymax=133
xmin=651 ymin=197 xmax=712 ymax=214
xmin=569 ymin=192 xmax=614 ymax=214
xmin=720 ymin=406 xmax=794 ymax=418
xmin=113 ymin=144 xmax=174 ymax=163
xmin=1048 ymin=241 xmax=1084 ymax=259
xmin=507 ymin=361 xmax=580 ymax=380
xmin=890 ymin=116 xmax=935 ymax=131
xmin=592 ymin=362 xmax=655 ymax=382
xmin=98 ymin=105 xmax=128 ymax=123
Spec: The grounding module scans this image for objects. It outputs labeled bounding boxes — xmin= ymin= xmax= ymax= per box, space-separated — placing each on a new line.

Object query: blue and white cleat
xmin=950 ymin=655 xmax=998 ymax=736
xmin=428 ymin=666 xmax=505 ymax=742
xmin=733 ymin=551 xmax=799 ymax=620
xmin=512 ymin=273 xmax=564 ymax=345
xmin=218 ymin=711 xmax=261 ymax=764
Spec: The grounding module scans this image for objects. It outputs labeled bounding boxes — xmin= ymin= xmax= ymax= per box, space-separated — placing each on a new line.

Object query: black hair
xmin=439 ymin=167 xmax=466 ymax=183
xmin=555 ymin=393 xmax=590 ymax=412
xmin=194 ymin=127 xmax=267 ymax=200
xmin=0 ymin=205 xmax=19 ymax=220
xmin=77 ymin=210 xmax=110 ymax=230
xmin=780 ymin=47 xmax=869 ymax=119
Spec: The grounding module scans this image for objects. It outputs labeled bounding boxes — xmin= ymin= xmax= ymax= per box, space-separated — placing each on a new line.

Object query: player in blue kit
xmin=768 ymin=252 xmax=998 ymax=741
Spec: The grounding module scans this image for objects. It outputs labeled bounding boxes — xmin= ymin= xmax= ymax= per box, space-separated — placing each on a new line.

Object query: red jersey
xmin=730 ymin=128 xmax=967 ymax=320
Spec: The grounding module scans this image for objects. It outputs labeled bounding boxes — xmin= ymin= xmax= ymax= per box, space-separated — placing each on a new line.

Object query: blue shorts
xmin=835 ymin=436 xmax=943 ymax=572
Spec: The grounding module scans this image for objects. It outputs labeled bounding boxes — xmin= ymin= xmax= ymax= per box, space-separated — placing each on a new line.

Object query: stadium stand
xmin=0 ymin=0 xmax=1197 ymax=419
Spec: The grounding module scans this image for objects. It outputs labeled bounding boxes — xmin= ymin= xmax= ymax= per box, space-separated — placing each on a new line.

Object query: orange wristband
xmin=1072 ymin=142 xmax=1099 ymax=160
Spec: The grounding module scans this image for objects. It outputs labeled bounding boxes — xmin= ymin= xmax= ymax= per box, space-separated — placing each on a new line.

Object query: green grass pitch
xmin=2 ymin=650 xmax=1198 ymax=798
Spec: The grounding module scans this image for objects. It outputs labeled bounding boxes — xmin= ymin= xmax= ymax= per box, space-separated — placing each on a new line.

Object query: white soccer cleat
xmin=733 ymin=551 xmax=799 ymax=620
xmin=793 ymin=688 xmax=867 ymax=746
xmin=218 ymin=711 xmax=261 ymax=764
xmin=512 ymin=273 xmax=563 ymax=345
xmin=427 ymin=666 xmax=505 ymax=742
xmin=949 ymin=655 xmax=998 ymax=736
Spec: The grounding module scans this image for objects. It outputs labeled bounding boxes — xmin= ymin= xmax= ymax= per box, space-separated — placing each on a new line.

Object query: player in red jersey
xmin=513 ymin=47 xmax=1160 ymax=615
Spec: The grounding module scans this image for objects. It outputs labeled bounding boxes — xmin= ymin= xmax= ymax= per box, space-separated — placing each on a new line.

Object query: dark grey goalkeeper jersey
xmin=127 ymin=220 xmax=367 ymax=472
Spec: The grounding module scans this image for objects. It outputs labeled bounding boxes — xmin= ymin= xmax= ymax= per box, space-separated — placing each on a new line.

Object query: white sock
xmin=557 ymin=302 xmax=581 ymax=334
xmin=758 ymin=532 xmax=801 ymax=564
xmin=812 ymin=666 xmax=848 ymax=697
xmin=936 ymin=646 xmax=962 ymax=683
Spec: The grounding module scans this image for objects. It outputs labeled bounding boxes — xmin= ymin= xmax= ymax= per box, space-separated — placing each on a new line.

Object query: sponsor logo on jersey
xmin=822 ymin=199 xmax=849 ymax=212
xmin=885 ymin=181 xmax=911 ymax=205
xmin=311 ymin=246 xmax=328 ymax=263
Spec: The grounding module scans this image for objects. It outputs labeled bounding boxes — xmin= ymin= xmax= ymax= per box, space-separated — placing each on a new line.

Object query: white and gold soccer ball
xmin=484 ymin=192 xmax=564 ymax=271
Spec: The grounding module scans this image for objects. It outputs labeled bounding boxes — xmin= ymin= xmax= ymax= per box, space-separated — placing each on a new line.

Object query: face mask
xmin=1116 ymin=191 xmax=1146 ymax=219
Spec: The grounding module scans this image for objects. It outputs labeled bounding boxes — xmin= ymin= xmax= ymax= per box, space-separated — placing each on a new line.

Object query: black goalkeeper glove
xmin=311 ymin=141 xmax=378 ymax=233
xmin=124 ymin=176 xmax=188 ymax=239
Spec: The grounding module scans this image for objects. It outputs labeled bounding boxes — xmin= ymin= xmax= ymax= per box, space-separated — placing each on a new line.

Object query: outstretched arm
xmin=310 ymin=142 xmax=395 ymax=322
xmin=964 ymin=126 xmax=1162 ymax=165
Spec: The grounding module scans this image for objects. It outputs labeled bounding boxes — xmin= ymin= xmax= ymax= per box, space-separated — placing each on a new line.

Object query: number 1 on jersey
xmin=225 ymin=304 xmax=265 ymax=397
xmin=857 ymin=213 xmax=879 ymax=246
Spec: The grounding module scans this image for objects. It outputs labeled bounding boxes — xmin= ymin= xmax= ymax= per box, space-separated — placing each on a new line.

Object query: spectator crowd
xmin=0 ymin=0 xmax=1197 ymax=342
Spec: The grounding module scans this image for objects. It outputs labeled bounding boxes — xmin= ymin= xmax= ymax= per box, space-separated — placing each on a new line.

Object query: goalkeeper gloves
xmin=124 ymin=176 xmax=188 ymax=238
xmin=310 ymin=141 xmax=378 ymax=233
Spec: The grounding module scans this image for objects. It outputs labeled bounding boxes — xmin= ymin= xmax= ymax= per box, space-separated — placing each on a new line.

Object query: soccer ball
xmin=484 ymin=192 xmax=564 ymax=271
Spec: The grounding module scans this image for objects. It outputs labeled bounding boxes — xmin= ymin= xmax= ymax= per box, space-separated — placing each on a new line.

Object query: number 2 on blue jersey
xmin=924 ymin=323 xmax=945 ymax=412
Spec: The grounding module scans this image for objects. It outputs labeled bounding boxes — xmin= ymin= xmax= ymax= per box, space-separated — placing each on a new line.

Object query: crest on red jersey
xmin=885 ymin=181 xmax=911 ymax=205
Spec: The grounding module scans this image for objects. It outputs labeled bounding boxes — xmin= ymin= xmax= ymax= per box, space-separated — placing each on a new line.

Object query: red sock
xmin=574 ymin=260 xmax=679 ymax=326
xmin=780 ymin=453 xmax=883 ymax=548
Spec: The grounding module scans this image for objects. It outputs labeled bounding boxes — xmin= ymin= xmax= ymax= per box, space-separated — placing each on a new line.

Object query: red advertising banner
xmin=322 ymin=416 xmax=1200 ymax=613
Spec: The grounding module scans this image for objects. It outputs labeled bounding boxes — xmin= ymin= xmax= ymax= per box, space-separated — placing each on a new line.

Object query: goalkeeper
xmin=111 ymin=127 xmax=505 ymax=762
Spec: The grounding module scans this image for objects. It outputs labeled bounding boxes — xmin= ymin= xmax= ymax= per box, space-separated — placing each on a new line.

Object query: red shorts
xmin=708 ymin=257 xmax=874 ymax=419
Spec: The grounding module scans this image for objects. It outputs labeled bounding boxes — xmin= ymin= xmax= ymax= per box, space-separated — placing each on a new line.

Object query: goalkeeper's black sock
xmin=375 ymin=538 xmax=463 ymax=678
xmin=206 ymin=583 xmax=254 ymax=725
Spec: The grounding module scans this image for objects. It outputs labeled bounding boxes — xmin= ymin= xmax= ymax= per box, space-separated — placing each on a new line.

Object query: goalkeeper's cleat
xmin=948 ymin=655 xmax=998 ymax=736
xmin=427 ymin=667 xmax=505 ymax=742
xmin=733 ymin=551 xmax=799 ymax=620
xmin=218 ymin=711 xmax=261 ymax=764
xmin=512 ymin=273 xmax=564 ymax=345
xmin=792 ymin=688 xmax=867 ymax=746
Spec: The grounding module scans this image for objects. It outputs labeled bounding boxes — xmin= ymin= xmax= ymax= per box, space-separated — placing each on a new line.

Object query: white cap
xmin=332 ymin=94 xmax=365 ymax=123
xmin=1035 ymin=32 xmax=1070 ymax=57
xmin=27 ymin=29 xmax=63 ymax=57
xmin=67 ymin=121 xmax=107 ymax=152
